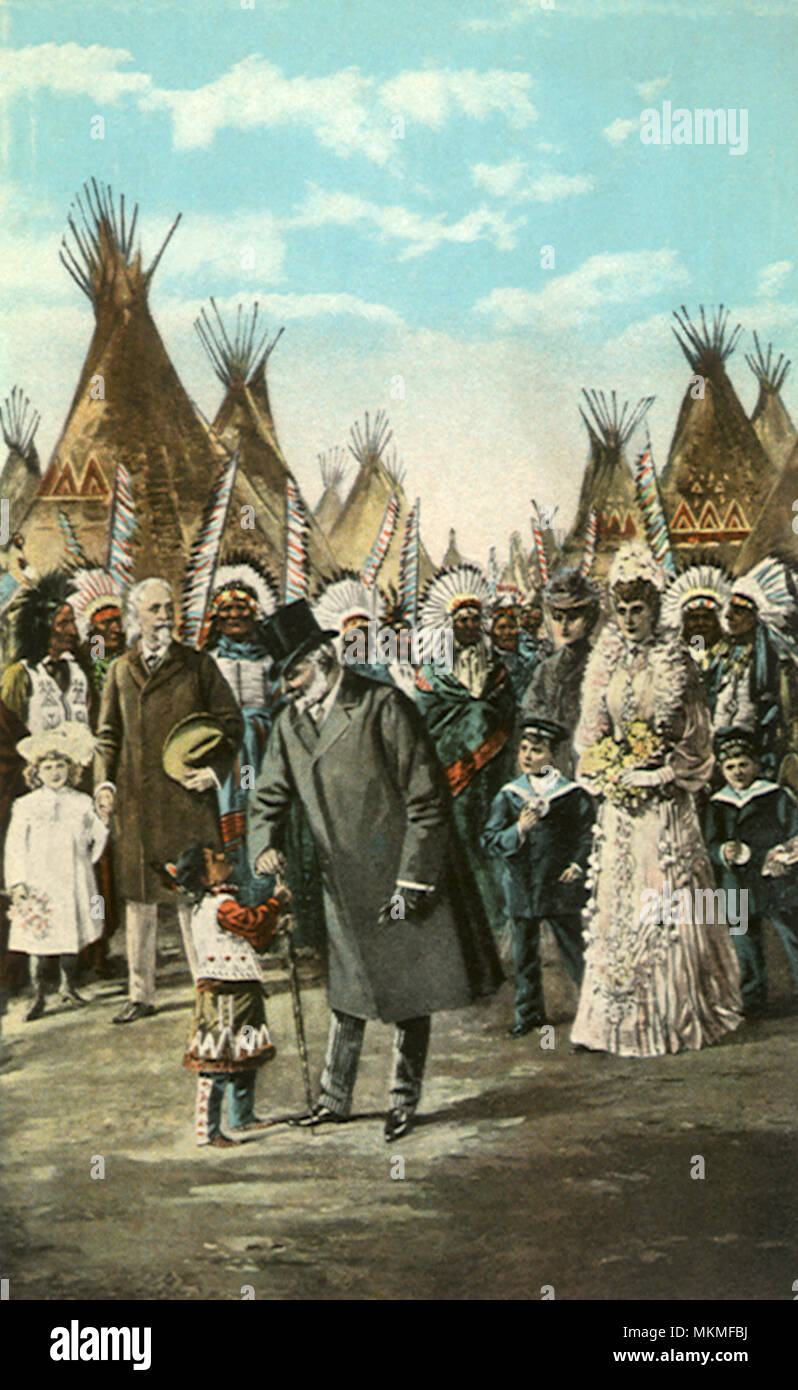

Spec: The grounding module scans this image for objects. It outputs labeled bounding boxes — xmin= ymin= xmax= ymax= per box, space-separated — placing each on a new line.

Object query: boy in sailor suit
xmin=482 ymin=716 xmax=595 ymax=1035
xmin=704 ymin=727 xmax=798 ymax=1015
xmin=170 ymin=844 xmax=291 ymax=1147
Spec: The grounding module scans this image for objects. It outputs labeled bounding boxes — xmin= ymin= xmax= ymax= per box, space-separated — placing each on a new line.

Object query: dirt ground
xmin=1 ymin=922 xmax=796 ymax=1302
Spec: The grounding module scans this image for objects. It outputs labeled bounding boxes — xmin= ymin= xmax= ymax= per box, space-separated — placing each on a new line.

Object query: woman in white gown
xmin=571 ymin=543 xmax=743 ymax=1056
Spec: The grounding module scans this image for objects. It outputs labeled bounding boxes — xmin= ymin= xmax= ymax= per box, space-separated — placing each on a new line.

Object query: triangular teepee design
xmin=735 ymin=435 xmax=798 ymax=571
xmin=1 ymin=388 xmax=40 ymax=552
xmin=746 ymin=332 xmax=796 ymax=471
xmin=314 ymin=446 xmax=348 ymax=535
xmin=660 ymin=306 xmax=775 ymax=565
xmin=195 ymin=298 xmax=338 ymax=587
xmin=328 ymin=411 xmax=435 ymax=592
xmin=561 ymin=390 xmax=653 ymax=579
xmin=19 ymin=180 xmax=224 ymax=591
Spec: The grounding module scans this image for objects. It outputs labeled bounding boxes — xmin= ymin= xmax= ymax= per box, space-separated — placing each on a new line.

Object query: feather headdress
xmin=10 ymin=570 xmax=77 ymax=664
xmin=69 ymin=567 xmax=124 ymax=641
xmin=313 ymin=571 xmax=385 ymax=635
xmin=210 ymin=559 xmax=279 ymax=620
xmin=418 ymin=563 xmax=493 ymax=629
xmin=661 ymin=564 xmax=732 ymax=630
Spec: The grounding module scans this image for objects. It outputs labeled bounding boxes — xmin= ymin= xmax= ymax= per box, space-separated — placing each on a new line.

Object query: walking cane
xmin=275 ymin=871 xmax=316 ymax=1125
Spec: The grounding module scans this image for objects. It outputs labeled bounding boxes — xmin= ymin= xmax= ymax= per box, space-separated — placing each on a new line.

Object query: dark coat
xmin=93 ymin=641 xmax=243 ymax=902
xmin=247 ymin=670 xmax=503 ymax=1022
xmin=704 ymin=781 xmax=798 ymax=916
xmin=482 ymin=773 xmax=595 ymax=919
xmin=520 ymin=637 xmax=592 ymax=774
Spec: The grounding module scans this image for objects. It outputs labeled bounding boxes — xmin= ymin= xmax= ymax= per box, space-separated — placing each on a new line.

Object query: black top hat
xmin=714 ymin=725 xmax=760 ymax=760
xmin=543 ymin=567 xmax=599 ymax=611
xmin=263 ymin=599 xmax=337 ymax=675
xmin=520 ymin=714 xmax=568 ymax=745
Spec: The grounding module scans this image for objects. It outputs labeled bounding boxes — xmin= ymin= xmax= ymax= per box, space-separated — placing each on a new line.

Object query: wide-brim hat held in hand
xmin=162 ymin=713 xmax=235 ymax=784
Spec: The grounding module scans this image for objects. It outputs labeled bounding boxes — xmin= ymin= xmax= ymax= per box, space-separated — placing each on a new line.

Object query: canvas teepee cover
xmin=561 ymin=390 xmax=653 ymax=580
xmin=660 ymin=307 xmax=775 ymax=567
xmin=195 ymin=299 xmax=338 ymax=588
xmin=0 ymin=388 xmax=40 ymax=553
xmin=329 ymin=411 xmax=435 ymax=591
xmin=19 ymin=181 xmax=225 ymax=593
xmin=314 ymin=447 xmax=348 ymax=535
xmin=734 ymin=435 xmax=798 ymax=571
xmin=746 ymin=333 xmax=796 ymax=471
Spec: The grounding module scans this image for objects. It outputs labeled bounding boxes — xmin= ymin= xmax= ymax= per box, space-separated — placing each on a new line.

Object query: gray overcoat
xmin=94 ymin=641 xmax=243 ymax=902
xmin=248 ymin=670 xmax=503 ymax=1022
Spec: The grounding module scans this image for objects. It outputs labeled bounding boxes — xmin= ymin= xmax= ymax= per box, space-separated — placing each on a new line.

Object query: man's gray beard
xmin=149 ymin=626 xmax=172 ymax=654
xmin=294 ymin=661 xmax=333 ymax=714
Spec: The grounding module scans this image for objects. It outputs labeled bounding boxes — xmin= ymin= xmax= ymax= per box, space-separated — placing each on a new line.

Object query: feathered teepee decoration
xmin=57 ymin=510 xmax=88 ymax=566
xmin=580 ymin=507 xmax=598 ymax=578
xmin=180 ymin=449 xmax=240 ymax=648
xmin=105 ymin=461 xmax=136 ymax=590
xmin=285 ymin=477 xmax=309 ymax=602
xmin=530 ymin=500 xmax=549 ymax=585
xmin=361 ymin=491 xmax=400 ymax=587
xmin=419 ymin=562 xmax=493 ymax=629
xmin=398 ymin=498 xmax=421 ymax=628
xmin=313 ymin=571 xmax=384 ymax=634
xmin=632 ymin=435 xmax=676 ymax=576
xmin=562 ymin=391 xmax=654 ymax=578
xmin=661 ymin=563 xmax=732 ymax=631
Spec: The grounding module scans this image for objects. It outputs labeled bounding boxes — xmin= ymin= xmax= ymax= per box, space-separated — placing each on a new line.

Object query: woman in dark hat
xmin=520 ymin=567 xmax=600 ymax=774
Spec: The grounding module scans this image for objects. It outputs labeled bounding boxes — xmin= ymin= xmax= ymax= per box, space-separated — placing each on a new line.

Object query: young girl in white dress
xmin=5 ymin=722 xmax=109 ymax=1020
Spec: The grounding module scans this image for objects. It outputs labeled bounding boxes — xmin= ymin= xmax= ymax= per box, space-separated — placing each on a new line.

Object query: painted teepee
xmin=561 ymin=390 xmax=654 ymax=580
xmin=19 ymin=180 xmax=225 ymax=593
xmin=195 ymin=298 xmax=338 ymax=590
xmin=329 ymin=411 xmax=435 ymax=591
xmin=314 ymin=446 xmax=348 ymax=535
xmin=0 ymin=388 xmax=40 ymax=553
xmin=746 ymin=333 xmax=796 ymax=471
xmin=660 ymin=306 xmax=775 ymax=567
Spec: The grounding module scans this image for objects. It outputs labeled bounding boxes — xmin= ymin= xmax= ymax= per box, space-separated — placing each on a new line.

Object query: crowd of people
xmin=2 ymin=539 xmax=798 ymax=1143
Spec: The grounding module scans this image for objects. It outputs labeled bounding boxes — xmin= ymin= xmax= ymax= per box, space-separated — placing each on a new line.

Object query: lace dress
xmin=571 ymin=625 xmax=743 ymax=1056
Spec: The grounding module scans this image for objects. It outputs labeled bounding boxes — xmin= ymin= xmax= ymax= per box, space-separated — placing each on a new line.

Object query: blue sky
xmin=2 ymin=0 xmax=797 ymax=563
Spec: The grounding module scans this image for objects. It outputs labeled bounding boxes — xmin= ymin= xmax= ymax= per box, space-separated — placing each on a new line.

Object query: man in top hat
xmin=248 ymin=599 xmax=502 ymax=1142
xmin=520 ymin=567 xmax=600 ymax=775
xmin=93 ymin=577 xmax=243 ymax=1022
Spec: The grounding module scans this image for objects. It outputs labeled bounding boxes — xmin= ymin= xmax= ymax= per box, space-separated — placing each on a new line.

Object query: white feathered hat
xmin=69 ymin=568 xmax=124 ymax=641
xmin=607 ymin=541 xmax=666 ymax=594
xmin=419 ymin=563 xmax=493 ymax=629
xmin=661 ymin=564 xmax=732 ymax=629
xmin=312 ymin=573 xmax=385 ymax=635
xmin=209 ymin=561 xmax=279 ymax=620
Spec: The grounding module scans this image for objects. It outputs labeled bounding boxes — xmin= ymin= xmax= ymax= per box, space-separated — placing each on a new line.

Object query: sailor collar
xmin=711 ymin=779 xmax=780 ymax=808
xmin=502 ymin=770 xmax=574 ymax=804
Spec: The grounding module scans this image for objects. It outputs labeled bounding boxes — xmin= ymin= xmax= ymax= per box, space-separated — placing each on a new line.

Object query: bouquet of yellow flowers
xmin=580 ymin=719 xmax=664 ymax=809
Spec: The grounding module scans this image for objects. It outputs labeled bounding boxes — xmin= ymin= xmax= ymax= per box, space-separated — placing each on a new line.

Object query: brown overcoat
xmin=93 ymin=641 xmax=243 ymax=902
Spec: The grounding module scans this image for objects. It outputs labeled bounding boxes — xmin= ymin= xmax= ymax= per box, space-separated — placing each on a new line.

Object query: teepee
xmin=314 ymin=447 xmax=348 ymax=535
xmin=735 ymin=435 xmax=798 ymax=571
xmin=329 ymin=411 xmax=434 ymax=591
xmin=19 ymin=180 xmax=225 ymax=592
xmin=0 ymin=388 xmax=40 ymax=552
xmin=746 ymin=333 xmax=796 ymax=471
xmin=442 ymin=528 xmax=462 ymax=568
xmin=561 ymin=390 xmax=653 ymax=579
xmin=660 ymin=306 xmax=775 ymax=567
xmin=195 ymin=298 xmax=338 ymax=589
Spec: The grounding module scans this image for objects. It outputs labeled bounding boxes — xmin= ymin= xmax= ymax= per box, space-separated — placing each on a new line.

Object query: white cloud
xmin=220 ymin=291 xmax=403 ymax=326
xmin=379 ymin=68 xmax=537 ymax=129
xmin=145 ymin=211 xmax=287 ymax=286
xmin=756 ymin=261 xmax=793 ymax=299
xmin=290 ymin=187 xmax=523 ymax=259
xmin=0 ymin=43 xmax=151 ymax=102
xmin=635 ymin=75 xmax=671 ymax=102
xmin=603 ymin=117 xmax=639 ymax=147
xmin=475 ymin=249 xmax=689 ymax=330
xmin=471 ymin=161 xmax=593 ymax=202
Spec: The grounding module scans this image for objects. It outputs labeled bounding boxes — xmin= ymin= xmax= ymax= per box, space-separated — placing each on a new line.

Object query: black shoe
xmin=60 ymin=988 xmax=88 ymax=1007
xmin=112 ymin=1001 xmax=156 ymax=1024
xmin=384 ymin=1107 xmax=415 ymax=1142
xmin=508 ymin=1019 xmax=543 ymax=1037
xmin=291 ymin=1105 xmax=347 ymax=1128
xmin=25 ymin=994 xmax=45 ymax=1022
